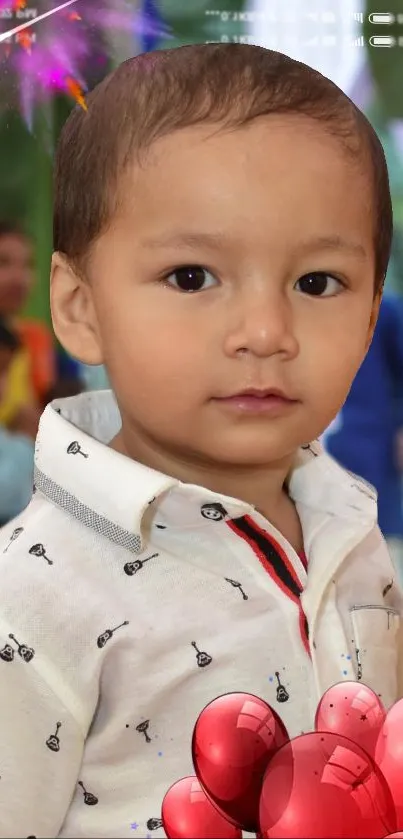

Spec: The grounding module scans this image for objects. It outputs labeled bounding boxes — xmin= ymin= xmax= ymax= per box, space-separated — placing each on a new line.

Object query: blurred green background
xmin=0 ymin=0 xmax=402 ymax=324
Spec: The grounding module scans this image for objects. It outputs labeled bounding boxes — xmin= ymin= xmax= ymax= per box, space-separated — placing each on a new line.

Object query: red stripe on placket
xmin=227 ymin=515 xmax=311 ymax=657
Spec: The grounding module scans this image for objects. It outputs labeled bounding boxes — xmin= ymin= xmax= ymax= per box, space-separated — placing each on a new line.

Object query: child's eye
xmin=163 ymin=265 xmax=218 ymax=292
xmin=295 ymin=272 xmax=344 ymax=297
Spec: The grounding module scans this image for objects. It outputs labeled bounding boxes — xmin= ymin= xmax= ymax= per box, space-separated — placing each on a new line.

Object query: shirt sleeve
xmin=0 ymin=618 xmax=85 ymax=838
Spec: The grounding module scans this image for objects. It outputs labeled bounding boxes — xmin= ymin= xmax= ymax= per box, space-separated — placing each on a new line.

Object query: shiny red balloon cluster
xmin=161 ymin=683 xmax=403 ymax=838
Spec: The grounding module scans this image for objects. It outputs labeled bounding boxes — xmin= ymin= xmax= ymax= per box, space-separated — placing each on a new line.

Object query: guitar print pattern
xmin=0 ymin=634 xmax=35 ymax=663
xmin=78 ymin=781 xmax=99 ymax=806
xmin=136 ymin=720 xmax=152 ymax=743
xmin=97 ymin=621 xmax=129 ymax=649
xmin=191 ymin=641 xmax=213 ymax=668
xmin=0 ymin=503 xmax=313 ymax=839
xmin=1 ymin=406 xmax=386 ymax=839
xmin=46 ymin=723 xmax=62 ymax=752
xmin=0 ymin=497 xmax=314 ymax=837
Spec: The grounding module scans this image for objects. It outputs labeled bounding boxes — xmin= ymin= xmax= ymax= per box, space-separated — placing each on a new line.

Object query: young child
xmin=0 ymin=43 xmax=401 ymax=838
xmin=0 ymin=319 xmax=34 ymax=524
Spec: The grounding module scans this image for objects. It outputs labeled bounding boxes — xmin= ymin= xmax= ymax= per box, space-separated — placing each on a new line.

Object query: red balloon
xmin=192 ymin=692 xmax=289 ymax=832
xmin=259 ymin=731 xmax=396 ymax=838
xmin=376 ymin=698 xmax=403 ymax=827
xmin=161 ymin=776 xmax=241 ymax=839
xmin=315 ymin=681 xmax=386 ymax=757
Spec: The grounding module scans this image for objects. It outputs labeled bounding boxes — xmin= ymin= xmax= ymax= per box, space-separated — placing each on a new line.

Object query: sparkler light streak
xmin=0 ymin=0 xmax=171 ymax=127
xmin=0 ymin=0 xmax=78 ymax=43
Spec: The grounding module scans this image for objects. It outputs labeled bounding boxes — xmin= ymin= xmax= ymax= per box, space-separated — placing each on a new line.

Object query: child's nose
xmin=224 ymin=292 xmax=299 ymax=360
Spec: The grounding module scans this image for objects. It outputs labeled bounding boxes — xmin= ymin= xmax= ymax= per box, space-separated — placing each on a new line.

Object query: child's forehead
xmin=133 ymin=112 xmax=355 ymax=156
xmin=112 ymin=117 xmax=372 ymax=241
xmin=118 ymin=114 xmax=367 ymax=204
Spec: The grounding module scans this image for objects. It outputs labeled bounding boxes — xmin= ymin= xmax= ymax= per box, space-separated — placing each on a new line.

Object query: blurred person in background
xmin=0 ymin=220 xmax=43 ymax=437
xmin=324 ymin=293 xmax=403 ymax=582
xmin=0 ymin=318 xmax=34 ymax=525
xmin=0 ymin=220 xmax=83 ymax=420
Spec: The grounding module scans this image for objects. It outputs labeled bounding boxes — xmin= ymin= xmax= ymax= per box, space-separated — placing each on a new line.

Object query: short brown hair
xmin=54 ymin=43 xmax=392 ymax=293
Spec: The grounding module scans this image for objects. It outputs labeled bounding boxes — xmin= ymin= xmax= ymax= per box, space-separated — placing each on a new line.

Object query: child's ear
xmin=50 ymin=252 xmax=104 ymax=366
xmin=365 ymin=289 xmax=382 ymax=351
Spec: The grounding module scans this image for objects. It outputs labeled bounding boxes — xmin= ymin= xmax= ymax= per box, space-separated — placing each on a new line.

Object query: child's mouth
xmin=213 ymin=388 xmax=299 ymax=415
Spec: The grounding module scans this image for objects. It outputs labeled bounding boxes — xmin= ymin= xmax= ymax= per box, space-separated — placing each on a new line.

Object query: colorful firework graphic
xmin=0 ymin=0 xmax=171 ymax=127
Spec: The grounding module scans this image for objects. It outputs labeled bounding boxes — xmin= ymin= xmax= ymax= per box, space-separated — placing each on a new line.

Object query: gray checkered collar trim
xmin=34 ymin=391 xmax=253 ymax=547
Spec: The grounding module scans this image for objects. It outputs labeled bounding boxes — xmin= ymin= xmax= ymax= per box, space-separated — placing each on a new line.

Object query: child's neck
xmin=110 ymin=428 xmax=304 ymax=554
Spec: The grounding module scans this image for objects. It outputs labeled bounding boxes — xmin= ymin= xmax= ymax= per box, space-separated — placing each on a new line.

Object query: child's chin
xmin=200 ymin=436 xmax=296 ymax=467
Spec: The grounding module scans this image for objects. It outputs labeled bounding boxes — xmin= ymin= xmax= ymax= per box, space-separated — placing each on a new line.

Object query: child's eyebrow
xmin=140 ymin=231 xmax=231 ymax=251
xmin=296 ymin=235 xmax=368 ymax=259
xmin=141 ymin=231 xmax=368 ymax=259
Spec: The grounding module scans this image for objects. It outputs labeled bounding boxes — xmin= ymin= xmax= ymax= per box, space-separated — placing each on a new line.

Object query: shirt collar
xmin=34 ymin=391 xmax=377 ymax=552
xmin=34 ymin=391 xmax=253 ymax=551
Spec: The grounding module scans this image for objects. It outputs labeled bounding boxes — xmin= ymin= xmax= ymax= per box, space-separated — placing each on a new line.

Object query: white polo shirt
xmin=0 ymin=391 xmax=401 ymax=839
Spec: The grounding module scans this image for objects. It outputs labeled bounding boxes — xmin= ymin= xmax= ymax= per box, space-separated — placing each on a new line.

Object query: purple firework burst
xmin=0 ymin=0 xmax=171 ymax=128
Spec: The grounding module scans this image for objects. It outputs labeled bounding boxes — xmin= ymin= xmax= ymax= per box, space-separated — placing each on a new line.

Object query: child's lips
xmin=213 ymin=389 xmax=299 ymax=415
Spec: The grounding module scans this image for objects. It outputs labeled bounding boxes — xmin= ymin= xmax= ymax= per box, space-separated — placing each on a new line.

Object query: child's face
xmin=0 ymin=234 xmax=34 ymax=317
xmin=53 ymin=115 xmax=379 ymax=467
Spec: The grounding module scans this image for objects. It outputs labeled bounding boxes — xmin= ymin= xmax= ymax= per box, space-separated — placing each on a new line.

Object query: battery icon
xmin=368 ymin=13 xmax=395 ymax=24
xmin=369 ymin=35 xmax=396 ymax=46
